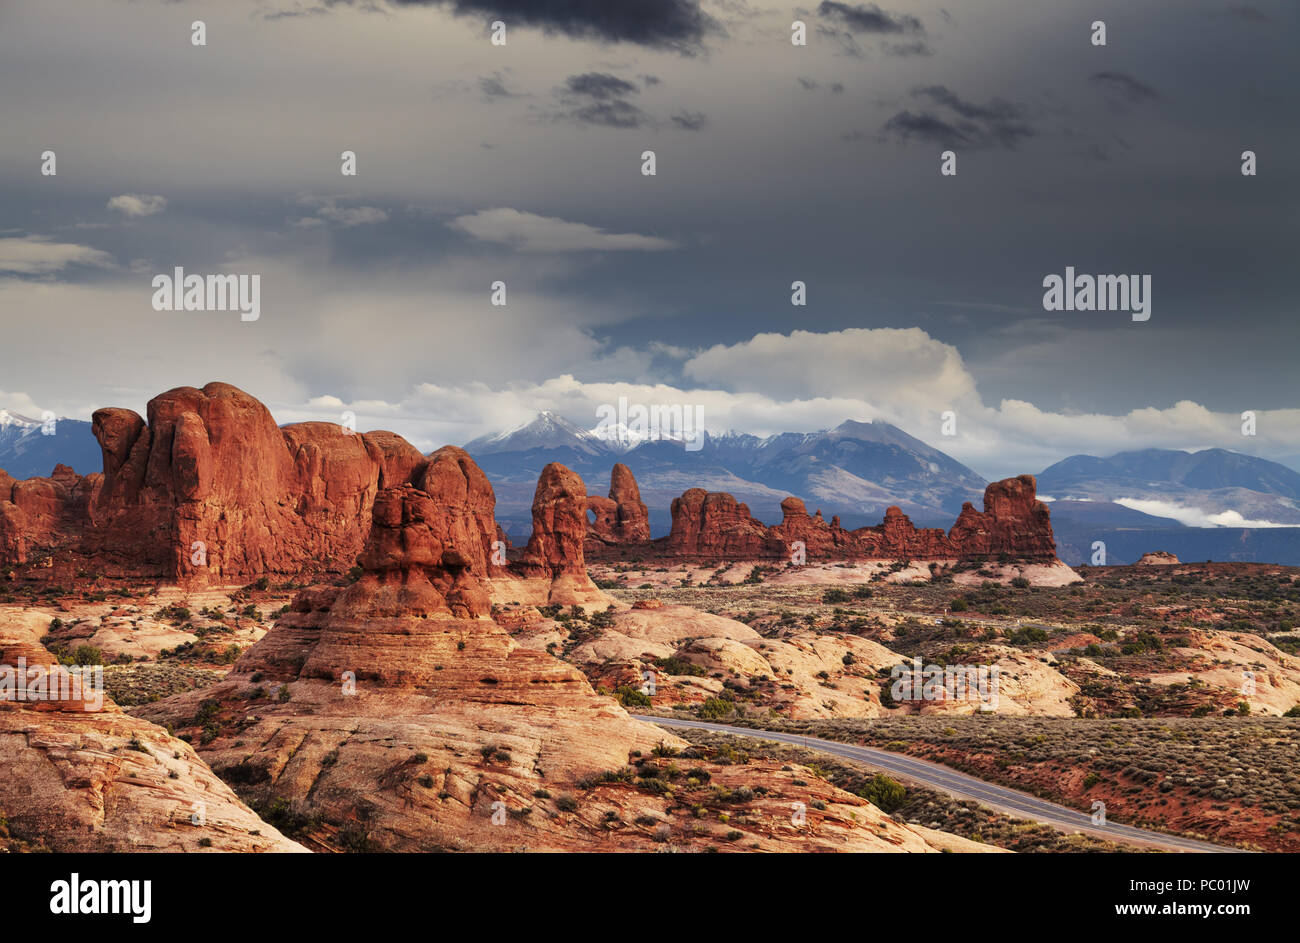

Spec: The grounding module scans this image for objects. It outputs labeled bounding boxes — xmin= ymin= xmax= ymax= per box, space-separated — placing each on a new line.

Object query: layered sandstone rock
xmin=0 ymin=621 xmax=304 ymax=852
xmin=132 ymin=454 xmax=976 ymax=851
xmin=586 ymin=463 xmax=651 ymax=548
xmin=946 ymin=475 xmax=1057 ymax=561
xmin=133 ymin=455 xmax=683 ymax=851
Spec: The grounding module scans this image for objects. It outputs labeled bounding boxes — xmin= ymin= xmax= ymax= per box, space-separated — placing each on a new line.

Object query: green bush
xmin=616 ymin=685 xmax=652 ymax=708
xmin=698 ymin=697 xmax=735 ymax=719
xmin=71 ymin=644 xmax=103 ymax=666
xmin=859 ymin=774 xmax=906 ymax=812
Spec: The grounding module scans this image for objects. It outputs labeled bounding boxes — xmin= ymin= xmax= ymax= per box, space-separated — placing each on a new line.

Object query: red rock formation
xmin=87 ymin=383 xmax=432 ymax=581
xmin=2 ymin=382 xmax=429 ymax=581
xmin=855 ymin=506 xmax=954 ymax=560
xmin=518 ymin=462 xmax=590 ymax=580
xmin=346 ymin=446 xmax=504 ymax=621
xmin=652 ymin=474 xmax=1059 ymax=563
xmin=586 ymin=463 xmax=650 ymax=547
xmin=510 ymin=462 xmax=608 ymax=606
xmin=0 ymin=464 xmax=99 ymax=566
xmin=666 ymin=488 xmax=777 ymax=559
xmin=946 ymin=475 xmax=1056 ymax=561
xmin=132 ymin=453 xmax=674 ymax=852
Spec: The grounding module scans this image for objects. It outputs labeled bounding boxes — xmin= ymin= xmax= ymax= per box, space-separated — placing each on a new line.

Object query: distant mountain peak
xmin=464 ymin=411 xmax=606 ymax=457
xmin=0 ymin=410 xmax=44 ymax=429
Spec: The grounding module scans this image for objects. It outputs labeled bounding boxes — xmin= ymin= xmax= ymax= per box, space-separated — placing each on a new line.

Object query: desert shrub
xmin=859 ymin=774 xmax=907 ymax=812
xmin=71 ymin=644 xmax=103 ymax=666
xmin=698 ymin=697 xmax=735 ymax=719
xmin=616 ymin=685 xmax=652 ymax=708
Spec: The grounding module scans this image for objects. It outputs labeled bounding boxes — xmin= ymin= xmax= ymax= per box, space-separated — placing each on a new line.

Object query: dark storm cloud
xmin=571 ymin=100 xmax=650 ymax=128
xmin=798 ymin=77 xmax=845 ymax=92
xmin=564 ymin=72 xmax=639 ymax=100
xmin=1089 ymin=71 xmax=1161 ymax=104
xmin=884 ymin=40 xmax=932 ymax=57
xmin=555 ymin=72 xmax=649 ymax=128
xmin=671 ymin=109 xmax=709 ymax=130
xmin=879 ymin=110 xmax=971 ymax=146
xmin=817 ymin=1 xmax=922 ymax=34
xmin=914 ymin=85 xmax=1022 ymax=124
xmin=391 ymin=0 xmax=719 ymax=52
xmin=878 ymin=86 xmax=1034 ymax=149
xmin=479 ymin=73 xmax=515 ymax=99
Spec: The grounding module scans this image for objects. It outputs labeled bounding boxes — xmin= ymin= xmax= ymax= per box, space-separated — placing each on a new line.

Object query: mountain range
xmin=0 ymin=411 xmax=100 ymax=481
xmin=466 ymin=412 xmax=988 ymax=537
xmin=6 ymin=407 xmax=1300 ymax=564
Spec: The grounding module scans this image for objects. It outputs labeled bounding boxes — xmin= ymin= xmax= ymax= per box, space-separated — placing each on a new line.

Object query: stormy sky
xmin=0 ymin=0 xmax=1296 ymax=478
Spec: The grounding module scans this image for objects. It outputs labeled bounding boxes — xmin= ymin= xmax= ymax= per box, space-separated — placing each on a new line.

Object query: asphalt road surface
xmin=632 ymin=715 xmax=1244 ymax=853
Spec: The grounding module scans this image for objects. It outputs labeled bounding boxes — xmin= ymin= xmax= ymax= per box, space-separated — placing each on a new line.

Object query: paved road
xmin=632 ymin=715 xmax=1244 ymax=853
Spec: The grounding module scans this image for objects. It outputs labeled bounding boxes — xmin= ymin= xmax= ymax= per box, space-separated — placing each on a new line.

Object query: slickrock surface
xmin=531 ymin=601 xmax=1080 ymax=720
xmin=0 ymin=622 xmax=304 ymax=852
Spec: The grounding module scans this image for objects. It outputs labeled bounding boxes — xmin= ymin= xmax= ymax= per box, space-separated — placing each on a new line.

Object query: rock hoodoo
xmin=585 ymin=463 xmax=651 ymax=547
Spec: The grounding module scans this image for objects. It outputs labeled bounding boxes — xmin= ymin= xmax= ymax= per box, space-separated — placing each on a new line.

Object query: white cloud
xmin=0 ymin=390 xmax=45 ymax=417
xmin=1114 ymin=498 xmax=1289 ymax=529
xmin=685 ymin=327 xmax=978 ymax=406
xmin=107 ymin=194 xmax=167 ymax=217
xmin=3 ymin=270 xmax=1297 ymax=482
xmin=448 ymin=208 xmax=678 ymax=252
xmin=317 ymin=204 xmax=388 ymax=226
xmin=0 ymin=235 xmax=113 ymax=274
xmin=294 ymin=196 xmax=388 ymax=228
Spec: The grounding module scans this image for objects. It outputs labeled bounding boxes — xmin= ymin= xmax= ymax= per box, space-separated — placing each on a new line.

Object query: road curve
xmin=632 ymin=715 xmax=1244 ymax=854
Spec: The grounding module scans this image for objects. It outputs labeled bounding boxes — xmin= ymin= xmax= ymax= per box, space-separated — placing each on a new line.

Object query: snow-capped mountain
xmin=464 ymin=411 xmax=989 ymax=537
xmin=0 ymin=411 xmax=101 ymax=479
xmin=464 ymin=411 xmax=606 ymax=457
